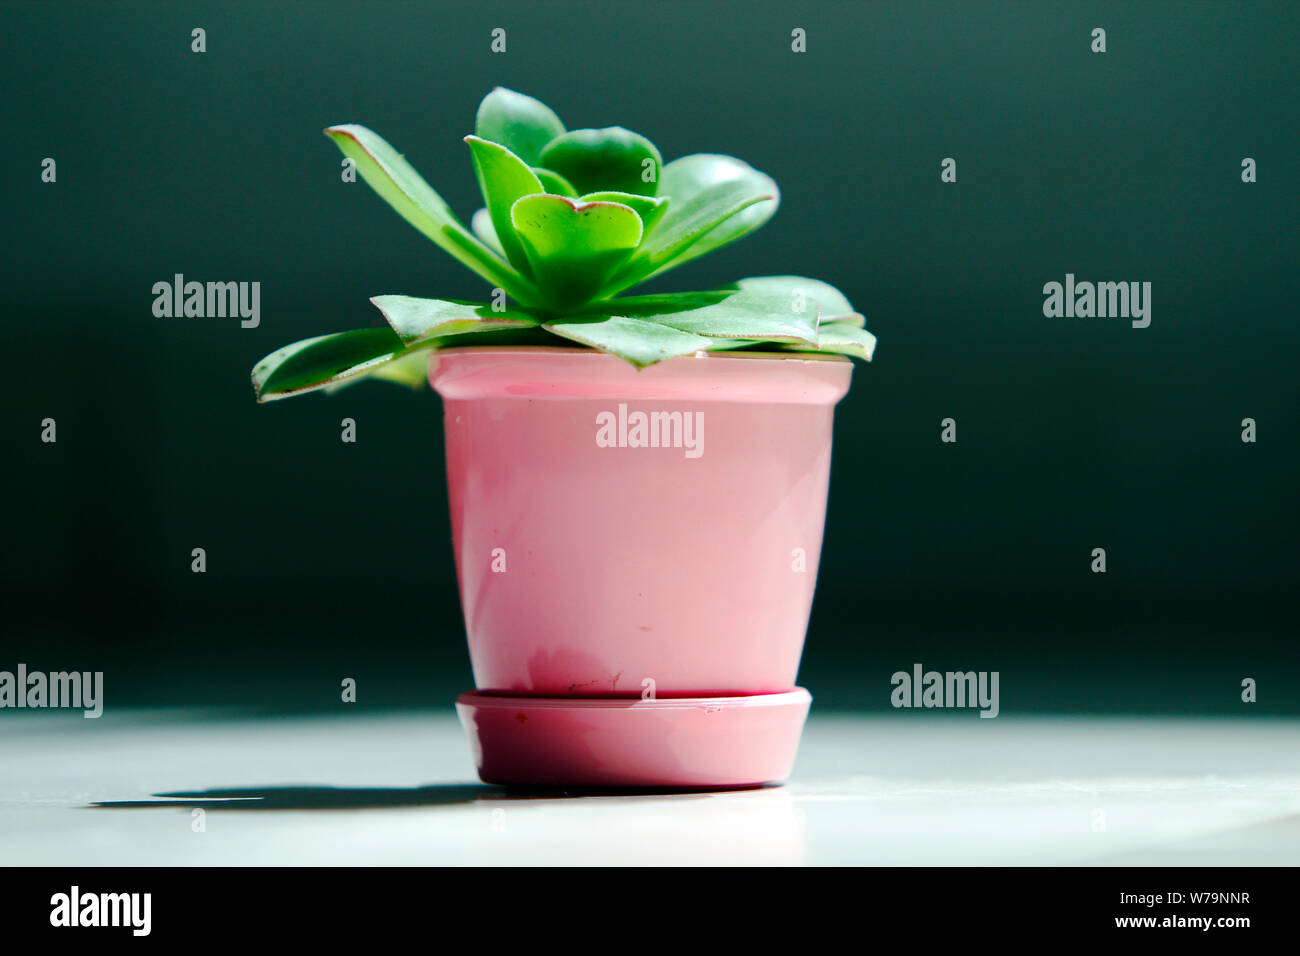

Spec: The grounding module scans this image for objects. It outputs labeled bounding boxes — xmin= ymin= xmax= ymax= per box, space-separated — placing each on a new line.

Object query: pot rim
xmin=429 ymin=344 xmax=853 ymax=403
xmin=429 ymin=344 xmax=851 ymax=364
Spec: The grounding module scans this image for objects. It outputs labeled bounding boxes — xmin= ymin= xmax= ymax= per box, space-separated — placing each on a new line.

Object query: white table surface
xmin=2 ymin=710 xmax=1297 ymax=866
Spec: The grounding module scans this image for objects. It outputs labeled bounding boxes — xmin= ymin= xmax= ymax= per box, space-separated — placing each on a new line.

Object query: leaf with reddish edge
xmin=580 ymin=191 xmax=669 ymax=234
xmin=252 ymin=328 xmax=413 ymax=403
xmin=511 ymin=194 xmax=643 ymax=311
xmin=325 ymin=124 xmax=542 ymax=307
xmin=465 ymin=135 xmax=545 ymax=275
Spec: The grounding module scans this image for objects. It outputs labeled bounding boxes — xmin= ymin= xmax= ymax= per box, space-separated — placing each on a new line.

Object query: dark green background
xmin=2 ymin=1 xmax=1296 ymax=713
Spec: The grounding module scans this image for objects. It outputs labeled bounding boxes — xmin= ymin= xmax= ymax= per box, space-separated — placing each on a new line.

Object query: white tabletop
xmin=3 ymin=709 xmax=1297 ymax=865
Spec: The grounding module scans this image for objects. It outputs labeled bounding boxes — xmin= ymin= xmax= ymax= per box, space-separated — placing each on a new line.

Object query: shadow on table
xmin=90 ymin=784 xmax=498 ymax=810
xmin=89 ymin=782 xmax=731 ymax=811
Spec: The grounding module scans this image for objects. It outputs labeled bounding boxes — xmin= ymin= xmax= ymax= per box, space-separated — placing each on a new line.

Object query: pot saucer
xmin=455 ymin=688 xmax=812 ymax=790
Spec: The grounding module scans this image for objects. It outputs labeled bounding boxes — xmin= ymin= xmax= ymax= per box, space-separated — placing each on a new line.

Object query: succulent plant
xmin=251 ymin=88 xmax=876 ymax=402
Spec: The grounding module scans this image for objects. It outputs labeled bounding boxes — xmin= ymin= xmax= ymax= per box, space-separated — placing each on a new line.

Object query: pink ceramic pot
xmin=429 ymin=347 xmax=852 ymax=788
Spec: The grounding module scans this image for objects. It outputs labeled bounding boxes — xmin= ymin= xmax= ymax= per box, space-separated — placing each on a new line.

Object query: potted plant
xmin=252 ymin=89 xmax=876 ymax=789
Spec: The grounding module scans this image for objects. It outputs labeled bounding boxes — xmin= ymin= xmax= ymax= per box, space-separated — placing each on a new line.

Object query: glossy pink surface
xmin=429 ymin=347 xmax=852 ymax=700
xmin=456 ymin=689 xmax=812 ymax=788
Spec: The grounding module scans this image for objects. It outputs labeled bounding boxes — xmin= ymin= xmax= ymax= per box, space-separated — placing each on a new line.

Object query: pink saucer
xmin=456 ymin=689 xmax=812 ymax=789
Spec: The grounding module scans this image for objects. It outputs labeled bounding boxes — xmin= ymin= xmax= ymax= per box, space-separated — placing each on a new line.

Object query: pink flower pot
xmin=429 ymin=347 xmax=852 ymax=788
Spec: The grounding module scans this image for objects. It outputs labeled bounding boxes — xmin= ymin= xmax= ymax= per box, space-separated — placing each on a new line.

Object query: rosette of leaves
xmin=252 ymin=88 xmax=876 ymax=402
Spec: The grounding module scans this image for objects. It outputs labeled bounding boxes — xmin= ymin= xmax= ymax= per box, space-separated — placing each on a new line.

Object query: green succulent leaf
xmin=474 ymin=87 xmax=566 ymax=166
xmin=252 ymin=328 xmax=413 ymax=403
xmin=580 ymin=191 xmax=669 ymax=235
xmin=542 ymin=285 xmax=821 ymax=366
xmin=599 ymin=287 xmax=818 ymax=345
xmin=532 ymin=167 xmax=578 ymax=197
xmin=736 ymin=275 xmax=862 ymax=325
xmin=606 ymin=154 xmax=779 ymax=293
xmin=369 ymin=294 xmax=539 ymax=345
xmin=325 ymin=124 xmax=540 ymax=307
xmin=465 ymin=135 xmax=544 ymax=275
xmin=325 ymin=349 xmax=431 ymax=394
xmin=795 ymin=321 xmax=877 ymax=361
xmin=511 ymin=194 xmax=643 ymax=311
xmin=658 ymin=155 xmax=780 ymax=258
xmin=543 ymin=315 xmax=713 ymax=368
xmin=538 ymin=128 xmax=663 ymax=198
